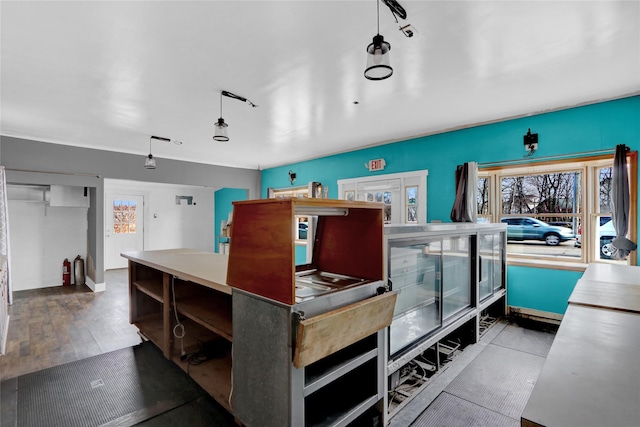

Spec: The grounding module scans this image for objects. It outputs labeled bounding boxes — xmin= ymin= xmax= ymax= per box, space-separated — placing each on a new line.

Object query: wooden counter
xmin=121 ymin=248 xmax=233 ymax=413
xmin=121 ymin=248 xmax=230 ymax=294
xmin=521 ymin=304 xmax=640 ymax=427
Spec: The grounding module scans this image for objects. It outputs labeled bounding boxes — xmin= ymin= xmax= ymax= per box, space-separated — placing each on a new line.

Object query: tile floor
xmin=1 ymin=269 xmax=558 ymax=426
xmin=0 ymin=270 xmax=141 ymax=381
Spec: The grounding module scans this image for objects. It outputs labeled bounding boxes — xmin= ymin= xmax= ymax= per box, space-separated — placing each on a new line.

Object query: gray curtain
xmin=450 ymin=161 xmax=478 ymax=222
xmin=610 ymin=144 xmax=637 ymax=259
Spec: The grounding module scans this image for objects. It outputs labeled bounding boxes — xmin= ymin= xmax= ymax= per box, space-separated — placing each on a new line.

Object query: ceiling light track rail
xmin=221 ymin=91 xmax=258 ymax=108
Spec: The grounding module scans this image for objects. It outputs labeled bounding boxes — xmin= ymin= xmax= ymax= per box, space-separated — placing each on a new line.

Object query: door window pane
xmin=113 ymin=200 xmax=137 ymax=234
xmin=406 ymin=186 xmax=418 ymax=223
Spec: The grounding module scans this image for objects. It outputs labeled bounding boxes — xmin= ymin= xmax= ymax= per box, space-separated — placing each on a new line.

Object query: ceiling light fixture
xmin=145 ymin=136 xmax=157 ymax=169
xmin=365 ymin=0 xmax=393 ymax=80
xmin=144 ymin=135 xmax=171 ymax=169
xmin=213 ymin=90 xmax=258 ymax=142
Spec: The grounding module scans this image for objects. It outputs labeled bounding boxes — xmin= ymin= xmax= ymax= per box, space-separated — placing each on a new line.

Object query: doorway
xmin=105 ymin=194 xmax=144 ymax=270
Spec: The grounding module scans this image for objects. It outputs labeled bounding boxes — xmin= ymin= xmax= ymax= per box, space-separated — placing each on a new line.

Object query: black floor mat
xmin=12 ymin=342 xmax=233 ymax=427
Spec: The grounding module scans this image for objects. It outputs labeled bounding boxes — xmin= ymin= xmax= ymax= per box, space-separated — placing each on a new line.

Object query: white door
xmin=105 ymin=194 xmax=144 ymax=269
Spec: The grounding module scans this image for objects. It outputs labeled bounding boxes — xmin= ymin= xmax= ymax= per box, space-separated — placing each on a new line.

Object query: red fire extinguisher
xmin=63 ymin=258 xmax=71 ymax=286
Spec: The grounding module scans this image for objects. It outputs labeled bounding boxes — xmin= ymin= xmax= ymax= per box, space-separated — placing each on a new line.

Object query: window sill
xmin=507 ymin=258 xmax=587 ymax=272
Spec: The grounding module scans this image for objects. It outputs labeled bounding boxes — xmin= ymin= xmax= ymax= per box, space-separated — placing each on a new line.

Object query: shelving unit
xmin=122 ymin=248 xmax=233 ymax=413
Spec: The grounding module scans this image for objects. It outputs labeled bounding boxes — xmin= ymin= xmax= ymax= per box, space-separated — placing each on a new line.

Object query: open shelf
xmin=133 ymin=279 xmax=164 ymax=302
xmin=134 ymin=313 xmax=164 ymax=349
xmin=173 ymin=283 xmax=233 ymax=341
xmin=304 ymin=334 xmax=377 ymax=396
xmin=170 ymin=317 xmax=233 ymax=413
xmin=305 ymin=358 xmax=378 ymax=427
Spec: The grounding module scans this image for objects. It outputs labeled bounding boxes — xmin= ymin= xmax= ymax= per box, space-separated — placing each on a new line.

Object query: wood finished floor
xmin=0 ymin=269 xmax=142 ymax=381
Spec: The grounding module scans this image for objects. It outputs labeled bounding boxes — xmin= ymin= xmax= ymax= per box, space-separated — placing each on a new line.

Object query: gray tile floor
xmin=391 ymin=320 xmax=556 ymax=427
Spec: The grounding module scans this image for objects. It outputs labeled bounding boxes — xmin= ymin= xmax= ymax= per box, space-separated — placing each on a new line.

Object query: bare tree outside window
xmin=501 ymin=172 xmax=580 ymax=220
xmin=599 ymin=167 xmax=612 ymax=213
xmin=477 ymin=177 xmax=489 ymax=215
xmin=113 ymin=200 xmax=137 ymax=234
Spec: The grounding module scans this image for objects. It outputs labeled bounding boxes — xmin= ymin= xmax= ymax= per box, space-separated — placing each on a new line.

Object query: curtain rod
xmin=4 ymin=167 xmax=101 ymax=178
xmin=478 ymin=147 xmax=621 ymax=168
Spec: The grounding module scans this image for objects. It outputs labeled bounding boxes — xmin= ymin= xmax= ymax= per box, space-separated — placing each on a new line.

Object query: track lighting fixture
xmin=144 ymin=135 xmax=171 ymax=169
xmin=145 ymin=136 xmax=157 ymax=169
xmin=213 ymin=90 xmax=258 ymax=142
xmin=365 ymin=0 xmax=393 ymax=80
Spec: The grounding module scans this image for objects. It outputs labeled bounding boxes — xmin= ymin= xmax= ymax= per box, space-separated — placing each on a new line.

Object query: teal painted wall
xmin=262 ymin=96 xmax=640 ymax=315
xmin=214 ymin=188 xmax=248 ymax=254
xmin=507 ymin=266 xmax=583 ymax=314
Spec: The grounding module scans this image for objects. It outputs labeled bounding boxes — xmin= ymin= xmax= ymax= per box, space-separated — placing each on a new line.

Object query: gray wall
xmin=0 ymin=136 xmax=261 ymax=286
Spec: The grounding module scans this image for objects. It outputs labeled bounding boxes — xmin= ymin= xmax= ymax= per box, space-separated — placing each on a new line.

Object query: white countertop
xmin=121 ymin=248 xmax=231 ymax=295
xmin=580 ymin=263 xmax=640 ymax=286
xmin=521 ymin=304 xmax=640 ymax=427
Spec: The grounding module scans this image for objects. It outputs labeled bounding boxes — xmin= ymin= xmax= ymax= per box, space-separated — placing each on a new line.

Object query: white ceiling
xmin=1 ymin=1 xmax=639 ymax=170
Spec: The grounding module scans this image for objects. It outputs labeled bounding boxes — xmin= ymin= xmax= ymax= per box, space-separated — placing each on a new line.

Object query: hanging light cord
xmin=381 ymin=0 xmax=407 ymax=21
xmin=376 ymin=0 xmax=380 ymax=34
xmin=221 ymin=90 xmax=258 ymax=108
xmin=172 ymin=276 xmax=186 ymax=358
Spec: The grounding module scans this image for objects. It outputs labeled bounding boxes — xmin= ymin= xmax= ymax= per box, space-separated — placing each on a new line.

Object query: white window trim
xmin=338 ymin=170 xmax=428 ymax=224
xmin=478 ymin=155 xmax=636 ymax=268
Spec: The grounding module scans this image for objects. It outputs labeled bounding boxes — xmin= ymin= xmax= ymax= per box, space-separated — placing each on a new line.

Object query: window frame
xmin=337 ymin=170 xmax=428 ymax=225
xmin=478 ymin=152 xmax=637 ymax=268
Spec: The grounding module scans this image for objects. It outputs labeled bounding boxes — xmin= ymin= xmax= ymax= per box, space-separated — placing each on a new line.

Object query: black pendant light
xmin=144 ymin=136 xmax=156 ymax=169
xmin=213 ymin=92 xmax=229 ymax=142
xmin=213 ymin=91 xmax=258 ymax=142
xmin=365 ymin=0 xmax=392 ymax=80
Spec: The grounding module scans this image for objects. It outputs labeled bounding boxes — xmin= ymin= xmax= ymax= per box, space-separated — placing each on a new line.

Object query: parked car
xmin=501 ymin=217 xmax=575 ymax=246
xmin=547 ymin=221 xmax=573 ymax=229
xmin=575 ymin=217 xmax=616 ymax=259
xmin=298 ymin=222 xmax=308 ymax=240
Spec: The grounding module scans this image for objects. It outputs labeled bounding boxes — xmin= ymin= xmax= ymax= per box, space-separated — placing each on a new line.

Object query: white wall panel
xmin=8 ymin=201 xmax=87 ymax=290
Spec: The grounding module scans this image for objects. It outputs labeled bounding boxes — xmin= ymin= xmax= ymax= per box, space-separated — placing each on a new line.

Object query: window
xmin=406 ymin=186 xmax=418 ymax=222
xmin=338 ymin=170 xmax=428 ymax=225
xmin=113 ymin=200 xmax=137 ymax=234
xmin=479 ymin=153 xmax=637 ymax=266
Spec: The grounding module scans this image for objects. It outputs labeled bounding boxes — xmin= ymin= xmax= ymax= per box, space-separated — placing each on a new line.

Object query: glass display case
xmin=384 ymin=223 xmax=506 ymax=369
xmin=479 ymin=230 xmax=505 ymax=303
xmin=388 ymin=235 xmax=474 ymax=358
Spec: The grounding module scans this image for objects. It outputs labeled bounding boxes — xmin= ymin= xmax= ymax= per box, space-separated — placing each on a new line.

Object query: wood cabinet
xmin=227 ymin=198 xmax=384 ymax=305
xmin=124 ymin=199 xmax=397 ymax=426
xmin=228 ymin=198 xmax=395 ymax=427
xmin=123 ymin=249 xmax=233 ymax=413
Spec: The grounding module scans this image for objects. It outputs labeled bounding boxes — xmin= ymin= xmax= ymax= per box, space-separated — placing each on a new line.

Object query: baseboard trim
xmin=508 ymin=306 xmax=563 ymax=325
xmin=86 ymin=277 xmax=106 ymax=293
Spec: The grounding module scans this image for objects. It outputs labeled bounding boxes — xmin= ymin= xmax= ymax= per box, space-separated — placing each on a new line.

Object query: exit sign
xmin=368 ymin=158 xmax=386 ymax=171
